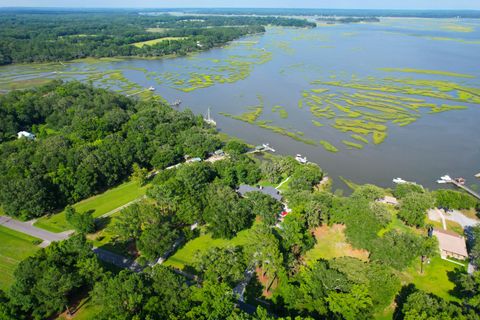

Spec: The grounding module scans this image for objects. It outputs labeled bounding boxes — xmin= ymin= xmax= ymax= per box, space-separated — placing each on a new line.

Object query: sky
xmin=0 ymin=0 xmax=479 ymax=10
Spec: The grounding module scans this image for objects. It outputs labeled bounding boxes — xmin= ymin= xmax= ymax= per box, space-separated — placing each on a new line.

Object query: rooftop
xmin=237 ymin=185 xmax=282 ymax=201
xmin=377 ymin=195 xmax=399 ymax=205
xmin=433 ymin=229 xmax=468 ymax=258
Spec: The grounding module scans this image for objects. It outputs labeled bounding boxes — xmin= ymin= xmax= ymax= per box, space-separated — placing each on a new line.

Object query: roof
xmin=378 ymin=196 xmax=399 ymax=205
xmin=237 ymin=185 xmax=282 ymax=201
xmin=17 ymin=131 xmax=35 ymax=139
xmin=433 ymin=229 xmax=468 ymax=257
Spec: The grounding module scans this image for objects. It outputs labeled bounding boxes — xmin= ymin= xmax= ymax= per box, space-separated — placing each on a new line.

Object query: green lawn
xmin=426 ymin=218 xmax=464 ymax=236
xmin=403 ymin=256 xmax=466 ymax=302
xmin=35 ymin=180 xmax=148 ymax=233
xmin=131 ymin=37 xmax=187 ymax=48
xmin=57 ymin=298 xmax=101 ymax=320
xmin=0 ymin=226 xmax=41 ymax=291
xmin=378 ymin=209 xmax=412 ymax=237
xmin=164 ymin=226 xmax=255 ymax=270
xmin=303 ymin=224 xmax=369 ymax=265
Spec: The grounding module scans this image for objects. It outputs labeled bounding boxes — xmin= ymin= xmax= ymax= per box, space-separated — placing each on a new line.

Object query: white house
xmin=17 ymin=131 xmax=35 ymax=140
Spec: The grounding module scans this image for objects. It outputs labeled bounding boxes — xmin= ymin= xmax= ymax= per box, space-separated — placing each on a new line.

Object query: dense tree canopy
xmin=9 ymin=235 xmax=102 ymax=320
xmin=0 ymin=81 xmax=218 ymax=219
xmin=0 ymin=11 xmax=314 ymax=65
xmin=194 ymin=246 xmax=247 ymax=287
xmin=434 ymin=189 xmax=479 ymax=210
xmin=398 ymin=192 xmax=434 ymax=227
xmin=204 ymin=183 xmax=254 ymax=239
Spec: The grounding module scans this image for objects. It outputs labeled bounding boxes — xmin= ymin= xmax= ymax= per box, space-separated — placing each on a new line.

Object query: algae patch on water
xmin=319 ymin=140 xmax=339 ymax=153
xmin=272 ymin=105 xmax=289 ymax=119
xmin=378 ymin=68 xmax=475 ymax=79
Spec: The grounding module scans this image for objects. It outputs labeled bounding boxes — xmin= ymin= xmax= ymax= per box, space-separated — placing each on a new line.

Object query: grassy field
xmin=402 ymin=256 xmax=466 ymax=302
xmin=35 ymin=180 xmax=148 ymax=233
xmin=131 ymin=37 xmax=187 ymax=48
xmin=164 ymin=226 xmax=255 ymax=270
xmin=57 ymin=298 xmax=101 ymax=320
xmin=378 ymin=209 xmax=412 ymax=236
xmin=303 ymin=224 xmax=369 ymax=265
xmin=0 ymin=226 xmax=41 ymax=291
xmin=426 ymin=218 xmax=464 ymax=236
xmin=0 ymin=77 xmax=54 ymax=91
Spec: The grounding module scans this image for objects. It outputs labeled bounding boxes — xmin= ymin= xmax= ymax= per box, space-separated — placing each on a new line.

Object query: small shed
xmin=186 ymin=157 xmax=202 ymax=163
xmin=214 ymin=149 xmax=225 ymax=156
xmin=237 ymin=185 xmax=282 ymax=202
xmin=17 ymin=131 xmax=35 ymax=140
xmin=377 ymin=196 xmax=399 ymax=206
xmin=433 ymin=229 xmax=468 ymax=260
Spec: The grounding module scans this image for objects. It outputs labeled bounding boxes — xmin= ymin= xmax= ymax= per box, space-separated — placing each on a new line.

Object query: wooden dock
xmin=449 ymin=180 xmax=480 ymax=201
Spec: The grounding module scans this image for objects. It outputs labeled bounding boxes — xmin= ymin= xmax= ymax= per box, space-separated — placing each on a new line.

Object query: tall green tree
xmin=9 ymin=235 xmax=102 ymax=320
xmin=398 ymin=192 xmax=434 ymax=227
xmin=194 ymin=246 xmax=246 ymax=287
xmin=204 ymin=184 xmax=253 ymax=239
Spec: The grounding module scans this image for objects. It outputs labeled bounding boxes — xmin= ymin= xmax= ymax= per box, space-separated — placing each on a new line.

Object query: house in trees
xmin=433 ymin=229 xmax=468 ymax=260
xmin=17 ymin=131 xmax=35 ymax=140
xmin=377 ymin=195 xmax=399 ymax=206
xmin=237 ymin=185 xmax=282 ymax=202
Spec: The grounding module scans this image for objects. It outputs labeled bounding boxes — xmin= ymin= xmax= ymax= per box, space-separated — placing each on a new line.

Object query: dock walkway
xmin=450 ymin=180 xmax=480 ymax=201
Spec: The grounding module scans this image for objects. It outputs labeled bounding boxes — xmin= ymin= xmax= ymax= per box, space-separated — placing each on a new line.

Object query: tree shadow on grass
xmin=447 ymin=268 xmax=467 ymax=299
xmin=94 ymin=215 xmax=111 ymax=231
xmin=392 ymin=284 xmax=417 ymax=320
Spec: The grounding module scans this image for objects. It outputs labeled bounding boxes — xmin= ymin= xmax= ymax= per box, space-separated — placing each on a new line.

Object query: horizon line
xmin=1 ymin=7 xmax=480 ymax=11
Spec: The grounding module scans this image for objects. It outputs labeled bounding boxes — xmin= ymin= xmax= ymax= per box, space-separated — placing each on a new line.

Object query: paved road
xmin=233 ymin=266 xmax=255 ymax=302
xmin=444 ymin=210 xmax=480 ymax=229
xmin=0 ymin=216 xmax=71 ymax=244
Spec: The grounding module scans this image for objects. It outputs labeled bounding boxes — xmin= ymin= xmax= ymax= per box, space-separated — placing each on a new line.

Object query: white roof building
xmin=17 ymin=131 xmax=35 ymax=140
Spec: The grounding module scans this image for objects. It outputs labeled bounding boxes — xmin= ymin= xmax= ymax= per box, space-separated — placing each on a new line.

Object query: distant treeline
xmin=0 ymin=12 xmax=314 ymax=65
xmin=316 ymin=17 xmax=380 ymax=24
xmin=167 ymin=8 xmax=480 ymax=19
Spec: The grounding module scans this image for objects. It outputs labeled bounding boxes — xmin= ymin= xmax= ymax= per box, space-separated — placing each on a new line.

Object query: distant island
xmin=316 ymin=16 xmax=381 ymax=24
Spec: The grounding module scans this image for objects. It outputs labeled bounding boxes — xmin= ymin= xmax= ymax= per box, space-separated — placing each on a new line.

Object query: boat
xmin=440 ymin=175 xmax=452 ymax=181
xmin=393 ymin=178 xmax=406 ymax=184
xmin=295 ymin=154 xmax=308 ymax=164
xmin=476 ymin=173 xmax=480 ymax=179
xmin=148 ymin=86 xmax=155 ymax=91
xmin=262 ymin=143 xmax=276 ymax=152
xmin=170 ymin=99 xmax=182 ymax=107
xmin=204 ymin=107 xmax=217 ymax=126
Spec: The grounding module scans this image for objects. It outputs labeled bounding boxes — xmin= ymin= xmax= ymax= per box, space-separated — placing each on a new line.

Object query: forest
xmin=0 ymin=80 xmax=222 ymax=219
xmin=0 ymin=11 xmax=315 ymax=65
xmin=0 ymin=83 xmax=479 ymax=319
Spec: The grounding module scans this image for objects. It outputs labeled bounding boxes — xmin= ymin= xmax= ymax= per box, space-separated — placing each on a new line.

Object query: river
xmin=1 ymin=17 xmax=479 ymax=191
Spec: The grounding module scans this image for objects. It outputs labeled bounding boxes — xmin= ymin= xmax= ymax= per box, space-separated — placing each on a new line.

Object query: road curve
xmin=0 ymin=216 xmax=71 ymax=243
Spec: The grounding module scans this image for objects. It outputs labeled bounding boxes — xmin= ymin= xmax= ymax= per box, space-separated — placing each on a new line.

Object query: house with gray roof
xmin=237 ymin=185 xmax=282 ymax=202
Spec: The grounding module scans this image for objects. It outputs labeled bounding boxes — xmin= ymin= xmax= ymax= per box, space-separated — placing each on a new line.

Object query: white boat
xmin=437 ymin=180 xmax=448 ymax=184
xmin=295 ymin=154 xmax=308 ymax=164
xmin=440 ymin=175 xmax=452 ymax=182
xmin=148 ymin=86 xmax=155 ymax=91
xmin=204 ymin=108 xmax=217 ymax=126
xmin=476 ymin=173 xmax=480 ymax=179
xmin=393 ymin=178 xmax=407 ymax=184
xmin=262 ymin=143 xmax=276 ymax=152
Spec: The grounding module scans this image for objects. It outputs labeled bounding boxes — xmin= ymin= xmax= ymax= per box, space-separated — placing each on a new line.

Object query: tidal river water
xmin=2 ymin=17 xmax=480 ymax=191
